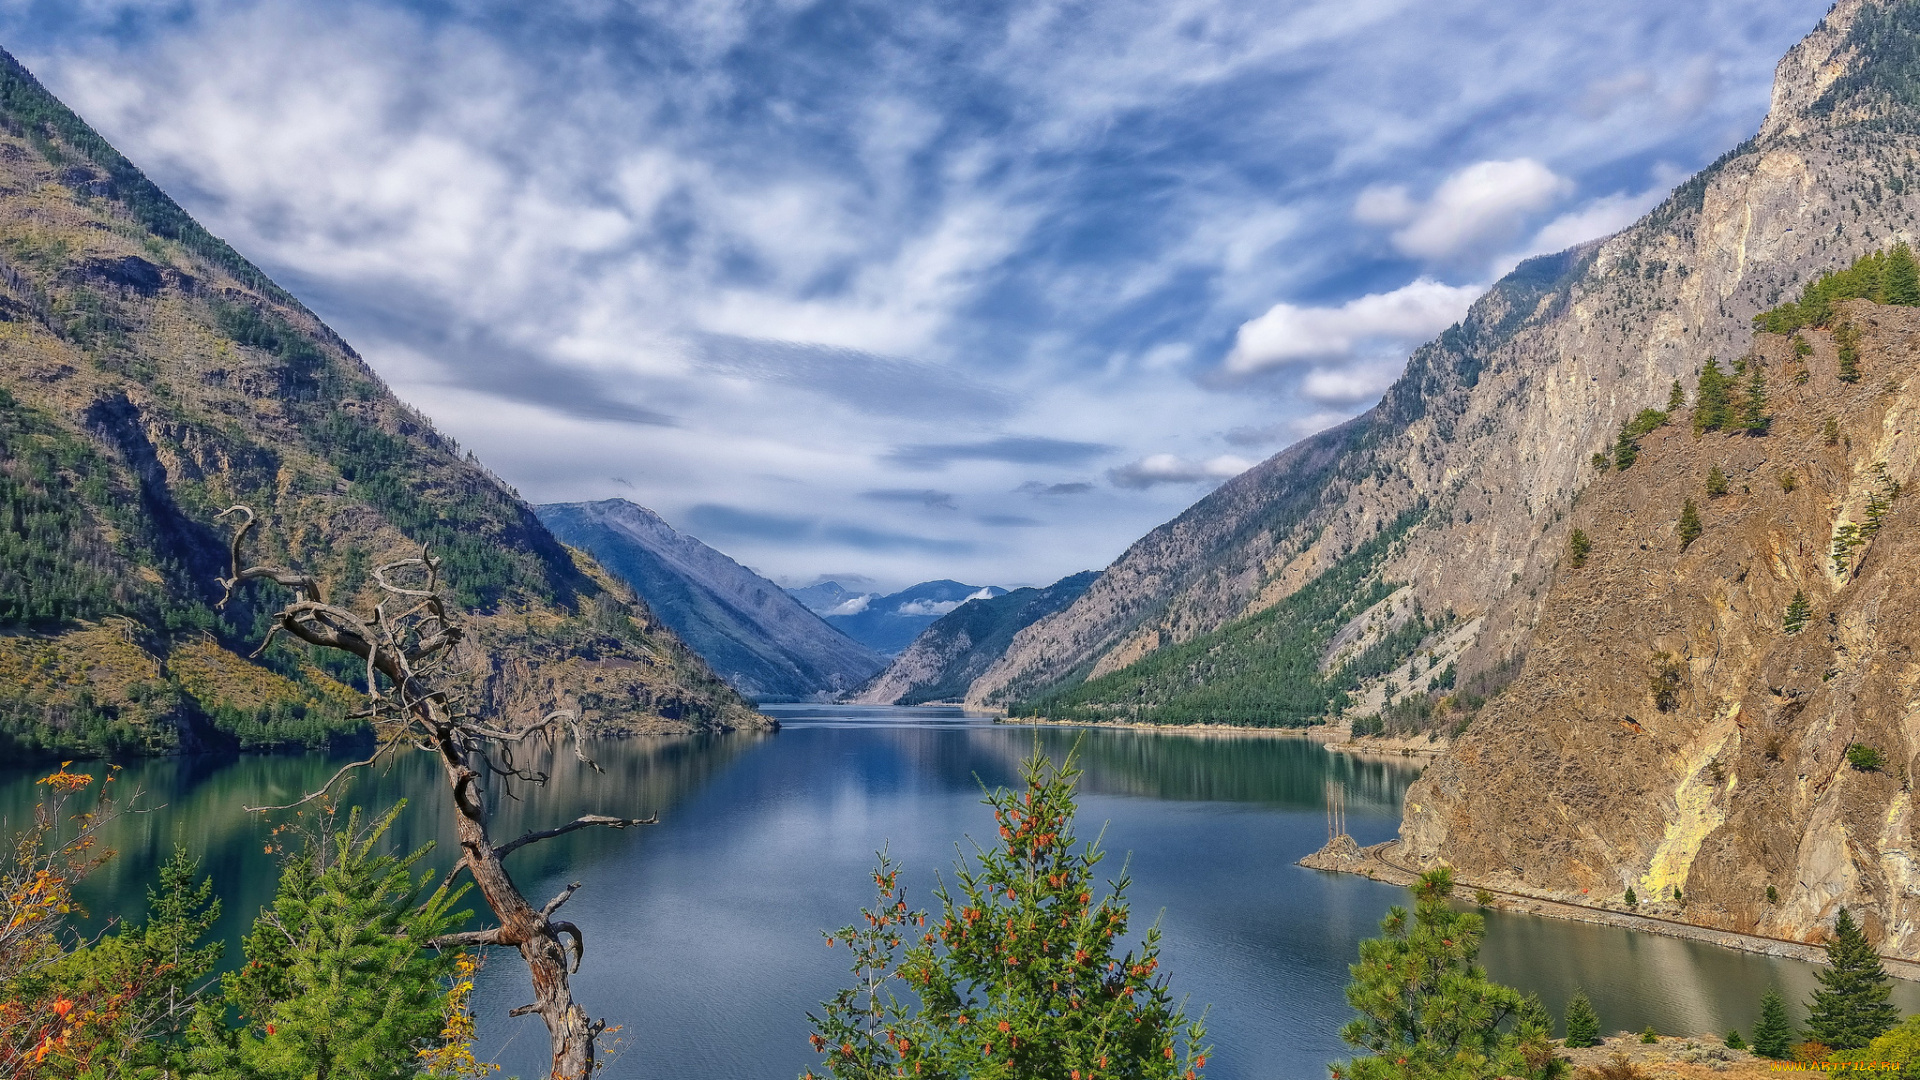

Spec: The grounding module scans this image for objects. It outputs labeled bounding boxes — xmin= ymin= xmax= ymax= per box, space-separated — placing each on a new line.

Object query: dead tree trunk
xmin=216 ymin=506 xmax=651 ymax=1078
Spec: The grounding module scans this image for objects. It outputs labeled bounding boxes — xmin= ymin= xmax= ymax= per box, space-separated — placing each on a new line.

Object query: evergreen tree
xmin=1784 ymin=591 xmax=1811 ymax=634
xmin=1678 ymin=499 xmax=1703 ymax=550
xmin=804 ymin=748 xmax=1209 ymax=1080
xmin=1725 ymin=1029 xmax=1747 ymax=1051
xmin=1743 ymin=364 xmax=1770 ymax=433
xmin=1805 ymin=908 xmax=1900 ymax=1049
xmin=1695 ymin=360 xmax=1734 ymax=433
xmin=1752 ymin=988 xmax=1793 ymax=1059
xmin=1884 ymin=241 xmax=1920 ymax=306
xmin=1706 ymin=466 xmax=1729 ymax=497
xmin=1668 ymin=379 xmax=1686 ymax=411
xmin=187 ymin=803 xmax=472 ymax=1080
xmin=1625 ymin=887 xmax=1637 ymax=908
xmin=1613 ymin=426 xmax=1638 ymax=470
xmin=1836 ymin=323 xmax=1863 ymax=384
xmin=1333 ymin=868 xmax=1557 ymax=1080
xmin=1563 ymin=990 xmax=1601 ymax=1048
xmin=1568 ymin=529 xmax=1591 ymax=569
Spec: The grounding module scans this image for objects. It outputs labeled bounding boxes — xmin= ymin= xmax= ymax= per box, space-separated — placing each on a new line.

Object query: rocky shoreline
xmin=1299 ymin=836 xmax=1920 ymax=980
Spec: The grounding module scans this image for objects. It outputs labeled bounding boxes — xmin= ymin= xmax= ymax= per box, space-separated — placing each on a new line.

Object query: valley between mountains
xmin=13 ymin=0 xmax=1920 ymax=972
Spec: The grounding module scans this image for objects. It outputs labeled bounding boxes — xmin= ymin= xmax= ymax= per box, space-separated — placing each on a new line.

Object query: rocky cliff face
xmin=0 ymin=48 xmax=764 ymax=756
xmin=1394 ymin=300 xmax=1920 ymax=955
xmin=850 ymin=571 xmax=1096 ymax=706
xmin=970 ymin=0 xmax=1920 ymax=716
xmin=537 ymin=499 xmax=884 ymax=700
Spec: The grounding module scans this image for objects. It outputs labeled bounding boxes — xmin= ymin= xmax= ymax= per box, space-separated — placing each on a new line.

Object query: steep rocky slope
xmin=0 ymin=48 xmax=764 ymax=756
xmin=537 ymin=499 xmax=884 ymax=700
xmin=850 ymin=570 xmax=1096 ymax=705
xmin=970 ymin=0 xmax=1920 ymax=714
xmin=1392 ymin=299 xmax=1920 ymax=955
xmin=807 ymin=580 xmax=1006 ymax=656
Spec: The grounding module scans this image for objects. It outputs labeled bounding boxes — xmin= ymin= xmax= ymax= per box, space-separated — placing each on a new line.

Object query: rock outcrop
xmin=969 ymin=0 xmax=1920 ymax=725
xmin=1392 ymin=301 xmax=1920 ymax=955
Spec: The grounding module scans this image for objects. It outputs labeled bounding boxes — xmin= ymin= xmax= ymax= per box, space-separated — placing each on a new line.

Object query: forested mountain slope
xmin=971 ymin=0 xmax=1920 ymax=719
xmin=0 ymin=47 xmax=764 ymax=757
xmin=537 ymin=500 xmax=884 ymax=700
xmin=850 ymin=570 xmax=1096 ymax=706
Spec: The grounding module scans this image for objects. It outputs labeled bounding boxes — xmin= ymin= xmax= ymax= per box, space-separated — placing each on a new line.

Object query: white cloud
xmin=898 ymin=598 xmax=965 ymax=616
xmin=1369 ymin=159 xmax=1573 ymax=261
xmin=1300 ymin=364 xmax=1400 ymax=405
xmin=1108 ymin=454 xmax=1254 ymax=489
xmin=1223 ymin=278 xmax=1480 ymax=375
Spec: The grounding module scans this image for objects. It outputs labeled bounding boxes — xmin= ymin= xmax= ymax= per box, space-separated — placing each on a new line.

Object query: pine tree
xmin=1804 ymin=908 xmax=1900 ymax=1049
xmin=1678 ymin=499 xmax=1703 ymax=550
xmin=805 ymin=748 xmax=1209 ymax=1080
xmin=1613 ymin=426 xmax=1638 ymax=470
xmin=1706 ymin=466 xmax=1728 ymax=497
xmin=1836 ymin=323 xmax=1862 ymax=384
xmin=1563 ymin=990 xmax=1601 ymax=1048
xmin=1743 ymin=364 xmax=1770 ymax=433
xmin=1334 ymin=868 xmax=1557 ymax=1080
xmin=1695 ymin=359 xmax=1734 ymax=433
xmin=1752 ymin=988 xmax=1793 ymax=1059
xmin=187 ymin=803 xmax=472 ymax=1080
xmin=1884 ymin=241 xmax=1920 ymax=306
xmin=1668 ymin=379 xmax=1686 ymax=411
xmin=1726 ymin=1029 xmax=1747 ymax=1050
xmin=1625 ymin=887 xmax=1638 ymax=907
xmin=1784 ymin=591 xmax=1811 ymax=634
xmin=1568 ymin=529 xmax=1591 ymax=569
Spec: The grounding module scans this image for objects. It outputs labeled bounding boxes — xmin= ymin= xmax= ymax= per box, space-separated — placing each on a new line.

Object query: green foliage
xmin=1824 ymin=417 xmax=1843 ymax=446
xmin=1473 ymin=889 xmax=1494 ymax=908
xmin=28 ymin=846 xmax=224 ymax=1075
xmin=1567 ymin=529 xmax=1591 ymax=569
xmin=1804 ymin=909 xmax=1899 ymax=1049
xmin=1613 ymin=408 xmax=1667 ymax=470
xmin=1590 ymin=452 xmax=1610 ymax=472
xmin=1625 ymin=887 xmax=1638 ymax=908
xmin=1752 ymin=988 xmax=1793 ymax=1059
xmin=1725 ymin=1029 xmax=1747 ymax=1051
xmin=1828 ymin=1014 xmax=1920 ymax=1077
xmin=1784 ymin=591 xmax=1812 ymax=634
xmin=1742 ymin=364 xmax=1770 ymax=434
xmin=1768 ymin=885 xmax=1780 ymax=905
xmin=1781 ymin=471 xmax=1798 ymax=493
xmin=1640 ymin=1026 xmax=1658 ymax=1044
xmin=1705 ymin=467 xmax=1728 ymax=497
xmin=1677 ymin=499 xmax=1703 ymax=550
xmin=1667 ymin=379 xmax=1685 ymax=411
xmin=1563 ymin=990 xmax=1601 ymax=1048
xmin=187 ymin=802 xmax=472 ymax=1080
xmin=1332 ymin=869 xmax=1558 ymax=1080
xmin=1013 ymin=513 xmax=1425 ymax=727
xmin=1694 ymin=360 xmax=1736 ymax=434
xmin=1837 ymin=322 xmax=1864 ymax=384
xmin=1754 ymin=244 xmax=1920 ymax=334
xmin=1847 ymin=744 xmax=1886 ymax=773
xmin=802 ymin=748 xmax=1209 ymax=1080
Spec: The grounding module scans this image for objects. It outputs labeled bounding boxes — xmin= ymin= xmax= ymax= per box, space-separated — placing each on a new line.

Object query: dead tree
xmin=215 ymin=506 xmax=652 ymax=1079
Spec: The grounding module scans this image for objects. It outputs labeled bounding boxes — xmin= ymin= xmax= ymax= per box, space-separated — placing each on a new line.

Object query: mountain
xmin=969 ymin=0 xmax=1920 ymax=718
xmin=788 ymin=581 xmax=871 ymax=617
xmin=0 ymin=47 xmax=765 ymax=758
xmin=850 ymin=571 xmax=1098 ymax=705
xmin=535 ymin=500 xmax=885 ymax=700
xmin=1394 ymin=294 xmax=1920 ymax=954
xmin=799 ymin=580 xmax=1007 ymax=656
xmin=976 ymin=0 xmax=1920 ymax=950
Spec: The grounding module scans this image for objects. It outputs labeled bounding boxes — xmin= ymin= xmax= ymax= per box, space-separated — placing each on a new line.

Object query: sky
xmin=0 ymin=0 xmax=1836 ymax=592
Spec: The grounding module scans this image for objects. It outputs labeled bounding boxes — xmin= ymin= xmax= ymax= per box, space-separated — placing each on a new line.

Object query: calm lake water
xmin=5 ymin=704 xmax=1915 ymax=1078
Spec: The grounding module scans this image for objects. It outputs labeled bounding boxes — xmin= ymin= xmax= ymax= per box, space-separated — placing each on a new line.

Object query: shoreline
xmin=996 ymin=715 xmax=1452 ymax=757
xmin=1300 ymin=837 xmax=1920 ymax=981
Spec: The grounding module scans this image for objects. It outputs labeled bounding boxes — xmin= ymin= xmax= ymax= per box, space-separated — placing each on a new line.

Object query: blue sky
xmin=1 ymin=0 xmax=1833 ymax=590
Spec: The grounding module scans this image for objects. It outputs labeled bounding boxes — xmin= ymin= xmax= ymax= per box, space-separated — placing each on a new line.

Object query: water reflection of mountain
xmin=0 ymin=730 xmax=771 ymax=969
xmin=855 ymin=722 xmax=1421 ymax=813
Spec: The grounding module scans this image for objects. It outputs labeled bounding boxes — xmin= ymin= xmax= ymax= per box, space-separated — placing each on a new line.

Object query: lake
xmin=5 ymin=704 xmax=1912 ymax=1078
